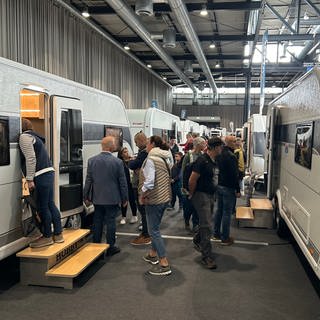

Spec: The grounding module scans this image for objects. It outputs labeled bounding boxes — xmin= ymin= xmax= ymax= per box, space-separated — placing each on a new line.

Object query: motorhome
xmin=180 ymin=119 xmax=201 ymax=143
xmin=127 ymin=108 xmax=182 ymax=154
xmin=210 ymin=127 xmax=226 ymax=137
xmin=265 ymin=68 xmax=320 ymax=280
xmin=0 ymin=57 xmax=133 ymax=260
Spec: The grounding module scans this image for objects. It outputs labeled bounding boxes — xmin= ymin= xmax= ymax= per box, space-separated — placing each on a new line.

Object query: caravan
xmin=127 ymin=108 xmax=182 ymax=154
xmin=265 ymin=68 xmax=320 ymax=280
xmin=0 ymin=57 xmax=132 ymax=260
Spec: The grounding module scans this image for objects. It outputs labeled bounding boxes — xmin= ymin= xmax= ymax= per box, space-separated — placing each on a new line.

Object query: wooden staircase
xmin=16 ymin=229 xmax=109 ymax=289
xmin=236 ymin=198 xmax=274 ymax=229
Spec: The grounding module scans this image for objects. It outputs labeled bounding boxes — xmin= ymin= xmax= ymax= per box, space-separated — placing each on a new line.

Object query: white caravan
xmin=265 ymin=68 xmax=320 ymax=280
xmin=0 ymin=57 xmax=132 ymax=260
xmin=180 ymin=119 xmax=201 ymax=143
xmin=210 ymin=127 xmax=226 ymax=137
xmin=127 ymin=108 xmax=182 ymax=154
xmin=244 ymin=114 xmax=266 ymax=177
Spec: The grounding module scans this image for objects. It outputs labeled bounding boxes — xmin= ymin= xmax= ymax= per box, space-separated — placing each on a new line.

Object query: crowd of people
xmin=19 ymin=118 xmax=245 ymax=276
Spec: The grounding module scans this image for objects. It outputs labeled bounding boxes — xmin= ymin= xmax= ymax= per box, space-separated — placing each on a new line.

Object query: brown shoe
xmin=201 ymin=257 xmax=217 ymax=269
xmin=53 ymin=233 xmax=64 ymax=243
xmin=29 ymin=236 xmax=54 ymax=248
xmin=131 ymin=234 xmax=151 ymax=246
xmin=221 ymin=237 xmax=234 ymax=246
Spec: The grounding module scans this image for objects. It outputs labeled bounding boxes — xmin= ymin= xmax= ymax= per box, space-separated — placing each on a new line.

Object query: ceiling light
xmin=280 ymin=43 xmax=287 ymax=60
xmin=215 ymin=62 xmax=220 ymax=68
xmin=200 ymin=5 xmax=208 ymax=16
xmin=303 ymin=11 xmax=309 ymax=20
xmin=219 ymin=74 xmax=223 ymax=80
xmin=147 ymin=64 xmax=152 ymax=68
xmin=124 ymin=44 xmax=130 ymax=51
xmin=82 ymin=8 xmax=90 ymax=18
xmin=243 ymin=58 xmax=249 ymax=64
xmin=272 ymin=83 xmax=276 ymax=88
xmin=162 ymin=76 xmax=167 ymax=80
xmin=209 ymin=42 xmax=216 ymax=49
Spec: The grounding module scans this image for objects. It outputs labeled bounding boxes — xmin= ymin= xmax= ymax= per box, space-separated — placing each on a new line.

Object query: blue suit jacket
xmin=83 ymin=152 xmax=128 ymax=205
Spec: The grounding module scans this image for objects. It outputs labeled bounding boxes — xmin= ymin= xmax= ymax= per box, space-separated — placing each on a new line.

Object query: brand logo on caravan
xmin=55 ymin=238 xmax=86 ymax=263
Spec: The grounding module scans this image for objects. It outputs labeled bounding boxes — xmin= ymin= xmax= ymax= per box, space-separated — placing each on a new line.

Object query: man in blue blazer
xmin=84 ymin=136 xmax=128 ymax=256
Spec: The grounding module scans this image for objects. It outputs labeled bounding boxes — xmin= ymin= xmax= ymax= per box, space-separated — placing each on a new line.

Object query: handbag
xmin=84 ymin=184 xmax=94 ymax=215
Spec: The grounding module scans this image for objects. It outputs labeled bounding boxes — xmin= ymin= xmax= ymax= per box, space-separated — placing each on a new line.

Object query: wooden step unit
xmin=236 ymin=198 xmax=274 ymax=229
xmin=17 ymin=229 xmax=109 ymax=289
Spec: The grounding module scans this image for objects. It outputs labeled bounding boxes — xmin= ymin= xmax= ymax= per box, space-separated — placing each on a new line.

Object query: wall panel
xmin=0 ymin=0 xmax=172 ymax=110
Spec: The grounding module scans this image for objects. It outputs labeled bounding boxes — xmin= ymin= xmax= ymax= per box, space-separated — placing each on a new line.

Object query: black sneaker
xmin=148 ymin=264 xmax=172 ymax=276
xmin=201 ymin=257 xmax=217 ymax=269
xmin=107 ymin=246 xmax=121 ymax=256
xmin=143 ymin=254 xmax=159 ymax=265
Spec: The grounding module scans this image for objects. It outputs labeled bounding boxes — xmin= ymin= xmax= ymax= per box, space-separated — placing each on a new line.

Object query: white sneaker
xmin=130 ymin=216 xmax=138 ymax=224
xmin=120 ymin=218 xmax=126 ymax=225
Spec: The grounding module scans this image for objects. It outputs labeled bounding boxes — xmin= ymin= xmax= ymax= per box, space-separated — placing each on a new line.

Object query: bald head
xmin=22 ymin=118 xmax=33 ymax=132
xmin=225 ymin=135 xmax=237 ymax=150
xmin=101 ymin=136 xmax=115 ymax=152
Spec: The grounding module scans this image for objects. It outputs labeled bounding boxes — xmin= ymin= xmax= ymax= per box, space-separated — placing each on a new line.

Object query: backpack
xmin=182 ymin=151 xmax=194 ymax=191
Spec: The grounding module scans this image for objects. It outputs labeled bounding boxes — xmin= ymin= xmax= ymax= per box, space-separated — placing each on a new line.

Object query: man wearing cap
xmin=188 ymin=137 xmax=223 ymax=269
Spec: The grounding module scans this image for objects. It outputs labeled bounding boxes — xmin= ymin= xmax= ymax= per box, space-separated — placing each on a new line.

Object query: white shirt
xmin=142 ymin=158 xmax=155 ymax=192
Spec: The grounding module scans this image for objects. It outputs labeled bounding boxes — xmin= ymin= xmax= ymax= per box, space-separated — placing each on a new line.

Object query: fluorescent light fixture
xmin=209 ymin=42 xmax=216 ymax=49
xmin=219 ymin=74 xmax=223 ymax=80
xmin=244 ymin=43 xmax=250 ymax=57
xmin=162 ymin=76 xmax=167 ymax=80
xmin=147 ymin=64 xmax=152 ymax=68
xmin=124 ymin=44 xmax=130 ymax=50
xmin=200 ymin=5 xmax=208 ymax=16
xmin=243 ymin=58 xmax=249 ymax=64
xmin=82 ymin=8 xmax=90 ymax=18
xmin=215 ymin=62 xmax=220 ymax=68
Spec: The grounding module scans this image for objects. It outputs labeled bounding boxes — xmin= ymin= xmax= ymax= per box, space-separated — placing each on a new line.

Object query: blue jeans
xmin=93 ymin=204 xmax=119 ymax=248
xmin=214 ymin=186 xmax=236 ymax=241
xmin=34 ymin=171 xmax=62 ymax=238
xmin=145 ymin=202 xmax=169 ymax=258
xmin=171 ymin=181 xmax=183 ymax=208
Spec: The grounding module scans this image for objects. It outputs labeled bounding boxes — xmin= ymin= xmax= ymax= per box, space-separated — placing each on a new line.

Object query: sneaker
xmin=221 ymin=237 xmax=234 ymax=246
xmin=29 ymin=236 xmax=54 ymax=248
xmin=193 ymin=240 xmax=201 ymax=252
xmin=131 ymin=234 xmax=152 ymax=246
xmin=148 ymin=264 xmax=172 ymax=276
xmin=130 ymin=216 xmax=138 ymax=224
xmin=107 ymin=246 xmax=121 ymax=256
xmin=143 ymin=254 xmax=159 ymax=265
xmin=120 ymin=218 xmax=126 ymax=225
xmin=212 ymin=235 xmax=221 ymax=241
xmin=53 ymin=234 xmax=64 ymax=243
xmin=201 ymin=257 xmax=217 ymax=269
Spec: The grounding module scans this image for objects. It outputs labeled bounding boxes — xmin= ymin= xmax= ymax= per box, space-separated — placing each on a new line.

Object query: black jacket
xmin=216 ymin=146 xmax=240 ymax=193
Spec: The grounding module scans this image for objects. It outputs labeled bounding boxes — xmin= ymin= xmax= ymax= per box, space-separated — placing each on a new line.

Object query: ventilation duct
xmin=163 ymin=28 xmax=176 ymax=48
xmin=184 ymin=61 xmax=193 ymax=75
xmin=135 ymin=0 xmax=153 ymax=16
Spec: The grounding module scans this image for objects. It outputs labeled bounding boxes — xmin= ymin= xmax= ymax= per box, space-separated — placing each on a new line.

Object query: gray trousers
xmin=192 ymin=191 xmax=215 ymax=260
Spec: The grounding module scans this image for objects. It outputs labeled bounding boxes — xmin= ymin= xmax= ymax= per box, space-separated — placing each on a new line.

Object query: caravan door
xmin=50 ymin=96 xmax=83 ymax=218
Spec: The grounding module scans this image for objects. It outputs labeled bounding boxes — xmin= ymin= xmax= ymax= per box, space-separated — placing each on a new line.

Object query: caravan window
xmin=252 ymin=132 xmax=265 ymax=157
xmin=0 ymin=117 xmax=10 ymax=166
xmin=105 ymin=127 xmax=123 ymax=152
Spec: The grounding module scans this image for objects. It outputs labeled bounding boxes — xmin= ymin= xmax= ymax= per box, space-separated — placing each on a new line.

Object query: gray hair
xmin=193 ymin=137 xmax=205 ymax=147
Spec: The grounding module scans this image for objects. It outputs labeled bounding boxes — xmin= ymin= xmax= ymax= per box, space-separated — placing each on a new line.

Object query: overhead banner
xmin=259 ymin=30 xmax=268 ymax=114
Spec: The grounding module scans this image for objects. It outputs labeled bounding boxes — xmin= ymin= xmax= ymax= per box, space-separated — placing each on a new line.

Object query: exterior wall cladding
xmin=0 ymin=0 xmax=172 ymax=112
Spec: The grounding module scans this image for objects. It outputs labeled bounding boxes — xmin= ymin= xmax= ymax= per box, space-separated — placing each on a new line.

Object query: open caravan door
xmin=50 ymin=96 xmax=84 ymax=222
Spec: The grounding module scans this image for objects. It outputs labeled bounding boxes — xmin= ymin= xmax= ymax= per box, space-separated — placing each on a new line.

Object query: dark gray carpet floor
xmin=0 ymin=195 xmax=319 ymax=320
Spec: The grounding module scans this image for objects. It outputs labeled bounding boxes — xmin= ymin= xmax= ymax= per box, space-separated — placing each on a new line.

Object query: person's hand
xmin=171 ymin=179 xmax=175 ymax=184
xmin=236 ymin=192 xmax=241 ymax=198
xmin=139 ymin=195 xmax=145 ymax=205
xmin=122 ymin=200 xmax=128 ymax=207
xmin=188 ymin=194 xmax=193 ymax=200
xmin=27 ymin=180 xmax=35 ymax=191
xmin=84 ymin=200 xmax=92 ymax=207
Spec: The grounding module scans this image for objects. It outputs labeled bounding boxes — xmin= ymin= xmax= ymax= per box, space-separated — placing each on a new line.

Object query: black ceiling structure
xmin=66 ymin=0 xmax=320 ymax=90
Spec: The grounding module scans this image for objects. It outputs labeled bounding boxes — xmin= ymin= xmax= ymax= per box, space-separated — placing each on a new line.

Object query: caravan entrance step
xmin=17 ymin=229 xmax=90 ymax=260
xmin=236 ymin=207 xmax=254 ymax=220
xmin=46 ymin=243 xmax=108 ymax=278
xmin=250 ymin=198 xmax=273 ymax=211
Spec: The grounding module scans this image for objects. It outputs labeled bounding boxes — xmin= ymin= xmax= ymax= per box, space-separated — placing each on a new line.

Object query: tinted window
xmin=0 ymin=117 xmax=10 ymax=166
xmin=253 ymin=132 xmax=265 ymax=157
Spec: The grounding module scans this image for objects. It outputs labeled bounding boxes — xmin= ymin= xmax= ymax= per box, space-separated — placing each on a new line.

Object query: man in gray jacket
xmin=84 ymin=136 xmax=128 ymax=256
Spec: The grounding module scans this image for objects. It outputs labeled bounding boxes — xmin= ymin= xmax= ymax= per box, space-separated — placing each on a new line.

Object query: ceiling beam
xmin=86 ymin=2 xmax=262 ymax=15
xmin=136 ymin=54 xmax=244 ymax=61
